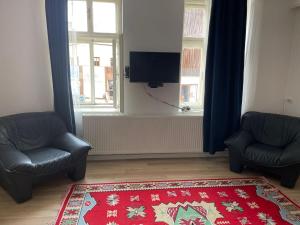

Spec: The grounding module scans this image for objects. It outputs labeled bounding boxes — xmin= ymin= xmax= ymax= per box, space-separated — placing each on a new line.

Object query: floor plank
xmin=0 ymin=157 xmax=299 ymax=225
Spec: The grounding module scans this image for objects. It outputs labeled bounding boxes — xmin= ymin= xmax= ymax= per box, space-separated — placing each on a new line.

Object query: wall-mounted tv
xmin=129 ymin=51 xmax=181 ymax=88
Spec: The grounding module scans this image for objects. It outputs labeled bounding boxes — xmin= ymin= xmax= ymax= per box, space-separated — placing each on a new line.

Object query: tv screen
xmin=129 ymin=51 xmax=181 ymax=83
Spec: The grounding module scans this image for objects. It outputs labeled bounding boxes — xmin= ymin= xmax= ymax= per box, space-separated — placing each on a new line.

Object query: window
xmin=180 ymin=0 xmax=210 ymax=111
xmin=68 ymin=0 xmax=122 ymax=109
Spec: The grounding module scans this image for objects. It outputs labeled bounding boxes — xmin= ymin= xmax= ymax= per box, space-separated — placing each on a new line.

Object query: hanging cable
xmin=143 ymin=85 xmax=191 ymax=112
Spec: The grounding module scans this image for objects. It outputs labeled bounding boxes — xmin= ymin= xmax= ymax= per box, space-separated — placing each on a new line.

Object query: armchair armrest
xmin=0 ymin=144 xmax=33 ymax=173
xmin=280 ymin=141 xmax=300 ymax=166
xmin=51 ymin=133 xmax=92 ymax=159
xmin=225 ymin=130 xmax=255 ymax=153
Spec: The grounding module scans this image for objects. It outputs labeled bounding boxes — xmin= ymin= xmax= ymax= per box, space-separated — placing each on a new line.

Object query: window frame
xmin=180 ymin=0 xmax=210 ymax=111
xmin=69 ymin=0 xmax=123 ymax=110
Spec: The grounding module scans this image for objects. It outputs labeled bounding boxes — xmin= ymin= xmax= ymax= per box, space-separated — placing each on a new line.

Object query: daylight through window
xmin=68 ymin=0 xmax=122 ymax=109
xmin=180 ymin=0 xmax=210 ymax=111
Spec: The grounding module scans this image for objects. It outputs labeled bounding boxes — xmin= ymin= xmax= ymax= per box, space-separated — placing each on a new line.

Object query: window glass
xmin=180 ymin=46 xmax=203 ymax=106
xmin=115 ymin=39 xmax=121 ymax=108
xmin=93 ymin=43 xmax=114 ymax=105
xmin=93 ymin=2 xmax=117 ymax=33
xmin=69 ymin=43 xmax=92 ymax=104
xmin=181 ymin=47 xmax=202 ymax=76
xmin=183 ymin=7 xmax=206 ymax=38
xmin=180 ymin=84 xmax=199 ymax=104
xmin=68 ymin=1 xmax=88 ymax=32
xmin=68 ymin=0 xmax=121 ymax=109
xmin=180 ymin=1 xmax=209 ymax=110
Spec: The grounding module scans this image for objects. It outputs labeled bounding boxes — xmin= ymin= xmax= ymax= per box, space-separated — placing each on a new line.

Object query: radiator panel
xmin=83 ymin=115 xmax=202 ymax=155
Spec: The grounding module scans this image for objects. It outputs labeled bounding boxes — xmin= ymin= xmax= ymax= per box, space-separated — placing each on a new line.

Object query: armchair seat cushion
xmin=24 ymin=148 xmax=71 ymax=175
xmin=244 ymin=143 xmax=283 ymax=167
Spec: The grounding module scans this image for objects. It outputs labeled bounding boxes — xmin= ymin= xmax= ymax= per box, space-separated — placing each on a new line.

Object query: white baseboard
xmin=87 ymin=151 xmax=228 ymax=161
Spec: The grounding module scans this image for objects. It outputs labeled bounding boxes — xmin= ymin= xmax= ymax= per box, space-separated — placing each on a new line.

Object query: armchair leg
xmin=280 ymin=173 xmax=299 ymax=188
xmin=68 ymin=156 xmax=87 ymax=181
xmin=229 ymin=159 xmax=244 ymax=173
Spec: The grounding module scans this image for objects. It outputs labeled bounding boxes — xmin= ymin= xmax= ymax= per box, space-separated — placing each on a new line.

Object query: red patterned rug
xmin=54 ymin=178 xmax=300 ymax=225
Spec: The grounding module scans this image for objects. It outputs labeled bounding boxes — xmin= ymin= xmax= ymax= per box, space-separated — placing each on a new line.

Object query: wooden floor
xmin=0 ymin=157 xmax=299 ymax=225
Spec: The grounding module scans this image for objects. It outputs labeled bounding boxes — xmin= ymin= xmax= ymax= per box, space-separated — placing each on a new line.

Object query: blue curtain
xmin=203 ymin=0 xmax=247 ymax=154
xmin=45 ymin=0 xmax=76 ymax=134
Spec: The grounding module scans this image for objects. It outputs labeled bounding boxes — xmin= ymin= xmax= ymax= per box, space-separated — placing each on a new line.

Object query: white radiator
xmin=83 ymin=114 xmax=203 ymax=155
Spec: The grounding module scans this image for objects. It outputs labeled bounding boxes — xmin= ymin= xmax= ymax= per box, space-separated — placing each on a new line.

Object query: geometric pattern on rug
xmin=54 ymin=177 xmax=300 ymax=225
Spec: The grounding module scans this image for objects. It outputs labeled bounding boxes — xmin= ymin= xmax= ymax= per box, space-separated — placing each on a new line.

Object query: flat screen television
xmin=129 ymin=51 xmax=181 ymax=87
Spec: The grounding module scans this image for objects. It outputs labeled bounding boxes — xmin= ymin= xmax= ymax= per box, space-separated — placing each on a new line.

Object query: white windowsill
xmin=77 ymin=106 xmax=203 ymax=117
xmin=80 ymin=110 xmax=203 ymax=118
xmin=76 ymin=107 xmax=121 ymax=116
xmin=179 ymin=111 xmax=203 ymax=117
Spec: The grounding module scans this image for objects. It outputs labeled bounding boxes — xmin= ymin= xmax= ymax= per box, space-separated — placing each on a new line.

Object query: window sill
xmin=82 ymin=112 xmax=203 ymax=118
xmin=77 ymin=108 xmax=203 ymax=117
xmin=178 ymin=108 xmax=203 ymax=116
xmin=75 ymin=107 xmax=121 ymax=115
xmin=181 ymin=111 xmax=203 ymax=116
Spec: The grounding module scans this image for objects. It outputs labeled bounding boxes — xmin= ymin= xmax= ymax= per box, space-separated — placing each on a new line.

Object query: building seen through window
xmin=180 ymin=0 xmax=210 ymax=110
xmin=68 ymin=0 xmax=121 ymax=108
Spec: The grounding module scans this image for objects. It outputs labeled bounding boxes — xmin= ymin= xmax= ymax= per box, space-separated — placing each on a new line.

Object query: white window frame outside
xmin=180 ymin=0 xmax=210 ymax=112
xmin=69 ymin=0 xmax=123 ymax=110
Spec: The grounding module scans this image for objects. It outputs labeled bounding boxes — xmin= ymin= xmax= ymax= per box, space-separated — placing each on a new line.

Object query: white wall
xmin=123 ymin=0 xmax=184 ymax=114
xmin=0 ymin=0 xmax=53 ymax=117
xmin=248 ymin=0 xmax=294 ymax=114
xmin=247 ymin=0 xmax=300 ymax=118
xmin=284 ymin=7 xmax=300 ymax=117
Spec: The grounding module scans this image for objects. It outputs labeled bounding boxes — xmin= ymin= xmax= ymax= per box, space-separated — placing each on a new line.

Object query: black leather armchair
xmin=0 ymin=112 xmax=91 ymax=202
xmin=225 ymin=112 xmax=300 ymax=188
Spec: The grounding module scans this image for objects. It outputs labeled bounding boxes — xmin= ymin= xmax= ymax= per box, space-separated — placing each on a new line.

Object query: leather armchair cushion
xmin=0 ymin=144 xmax=34 ymax=173
xmin=0 ymin=112 xmax=67 ymax=151
xmin=242 ymin=112 xmax=300 ymax=148
xmin=244 ymin=143 xmax=283 ymax=167
xmin=24 ymin=148 xmax=71 ymax=175
xmin=280 ymin=141 xmax=300 ymax=166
